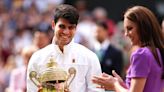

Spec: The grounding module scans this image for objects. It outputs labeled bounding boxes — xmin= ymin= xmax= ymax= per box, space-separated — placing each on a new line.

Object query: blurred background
xmin=0 ymin=0 xmax=163 ymax=92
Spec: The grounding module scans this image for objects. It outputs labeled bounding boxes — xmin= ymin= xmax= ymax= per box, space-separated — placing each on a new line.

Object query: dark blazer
xmin=101 ymin=45 xmax=123 ymax=75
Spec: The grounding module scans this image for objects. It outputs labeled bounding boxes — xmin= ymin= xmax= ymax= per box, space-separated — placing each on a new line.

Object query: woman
xmin=92 ymin=6 xmax=164 ymax=92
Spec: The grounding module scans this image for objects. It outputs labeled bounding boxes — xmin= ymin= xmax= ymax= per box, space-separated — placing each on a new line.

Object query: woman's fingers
xmin=102 ymin=72 xmax=109 ymax=77
xmin=96 ymin=85 xmax=106 ymax=89
xmin=92 ymin=74 xmax=116 ymax=90
xmin=92 ymin=76 xmax=106 ymax=89
xmin=112 ymin=70 xmax=123 ymax=82
xmin=92 ymin=75 xmax=108 ymax=86
xmin=92 ymin=74 xmax=114 ymax=85
xmin=92 ymin=76 xmax=104 ymax=83
xmin=112 ymin=70 xmax=119 ymax=77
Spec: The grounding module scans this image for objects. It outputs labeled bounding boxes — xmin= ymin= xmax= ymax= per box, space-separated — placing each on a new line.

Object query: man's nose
xmin=63 ymin=28 xmax=70 ymax=34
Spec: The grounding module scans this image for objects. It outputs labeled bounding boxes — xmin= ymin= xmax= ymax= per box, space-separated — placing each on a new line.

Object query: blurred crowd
xmin=0 ymin=0 xmax=163 ymax=92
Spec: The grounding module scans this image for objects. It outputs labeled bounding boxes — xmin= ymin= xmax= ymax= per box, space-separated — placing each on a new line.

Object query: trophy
xmin=29 ymin=57 xmax=76 ymax=92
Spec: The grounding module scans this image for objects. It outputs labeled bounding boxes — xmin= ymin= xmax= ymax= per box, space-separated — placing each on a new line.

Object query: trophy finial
xmin=46 ymin=57 xmax=57 ymax=68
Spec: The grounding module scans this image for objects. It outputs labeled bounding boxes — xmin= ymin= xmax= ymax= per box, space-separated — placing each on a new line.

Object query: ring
xmin=101 ymin=85 xmax=105 ymax=88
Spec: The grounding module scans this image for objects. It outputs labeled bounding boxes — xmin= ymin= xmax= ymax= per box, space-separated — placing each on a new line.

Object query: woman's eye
xmin=127 ymin=26 xmax=132 ymax=31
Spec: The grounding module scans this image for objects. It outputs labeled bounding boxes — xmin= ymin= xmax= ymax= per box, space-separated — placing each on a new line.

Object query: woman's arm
xmin=114 ymin=77 xmax=146 ymax=92
xmin=129 ymin=78 xmax=146 ymax=92
xmin=92 ymin=72 xmax=146 ymax=92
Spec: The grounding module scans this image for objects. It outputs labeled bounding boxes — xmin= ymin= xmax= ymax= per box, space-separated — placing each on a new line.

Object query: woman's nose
xmin=124 ymin=30 xmax=130 ymax=37
xmin=124 ymin=30 xmax=128 ymax=36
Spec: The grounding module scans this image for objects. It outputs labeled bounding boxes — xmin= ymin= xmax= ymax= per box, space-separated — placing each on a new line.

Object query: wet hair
xmin=124 ymin=6 xmax=164 ymax=79
xmin=54 ymin=4 xmax=79 ymax=25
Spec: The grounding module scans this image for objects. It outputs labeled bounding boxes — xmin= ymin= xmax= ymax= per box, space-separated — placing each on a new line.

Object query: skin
xmin=52 ymin=18 xmax=76 ymax=52
xmin=95 ymin=25 xmax=108 ymax=43
xmin=92 ymin=17 xmax=147 ymax=92
xmin=33 ymin=31 xmax=50 ymax=49
xmin=162 ymin=20 xmax=164 ymax=34
xmin=124 ymin=18 xmax=141 ymax=46
xmin=21 ymin=46 xmax=38 ymax=66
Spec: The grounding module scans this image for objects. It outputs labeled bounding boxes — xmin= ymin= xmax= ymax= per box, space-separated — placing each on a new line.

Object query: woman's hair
xmin=124 ymin=6 xmax=164 ymax=79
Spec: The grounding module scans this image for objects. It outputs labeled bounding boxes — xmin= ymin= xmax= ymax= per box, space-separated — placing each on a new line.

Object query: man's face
xmin=34 ymin=31 xmax=50 ymax=49
xmin=95 ymin=25 xmax=108 ymax=43
xmin=52 ymin=18 xmax=76 ymax=46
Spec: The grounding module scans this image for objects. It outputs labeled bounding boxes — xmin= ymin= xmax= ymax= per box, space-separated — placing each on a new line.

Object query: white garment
xmin=94 ymin=39 xmax=110 ymax=62
xmin=27 ymin=41 xmax=104 ymax=92
xmin=74 ymin=20 xmax=97 ymax=50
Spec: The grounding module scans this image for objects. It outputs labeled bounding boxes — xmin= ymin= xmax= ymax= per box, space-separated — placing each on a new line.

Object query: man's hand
xmin=37 ymin=86 xmax=43 ymax=92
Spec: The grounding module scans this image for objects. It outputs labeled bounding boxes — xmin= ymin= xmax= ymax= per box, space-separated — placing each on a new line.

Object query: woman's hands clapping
xmin=92 ymin=70 xmax=126 ymax=91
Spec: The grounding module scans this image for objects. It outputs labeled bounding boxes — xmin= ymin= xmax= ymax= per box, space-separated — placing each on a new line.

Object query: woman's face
xmin=124 ymin=17 xmax=141 ymax=46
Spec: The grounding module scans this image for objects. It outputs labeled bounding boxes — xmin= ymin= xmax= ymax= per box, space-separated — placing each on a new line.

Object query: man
xmin=94 ymin=21 xmax=123 ymax=76
xmin=27 ymin=4 xmax=103 ymax=92
xmin=32 ymin=25 xmax=52 ymax=49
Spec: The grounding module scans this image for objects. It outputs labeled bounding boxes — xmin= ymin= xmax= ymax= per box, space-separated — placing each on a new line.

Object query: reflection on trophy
xmin=29 ymin=57 xmax=76 ymax=92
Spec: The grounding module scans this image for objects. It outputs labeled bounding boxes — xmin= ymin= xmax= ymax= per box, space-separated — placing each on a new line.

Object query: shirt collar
xmin=101 ymin=39 xmax=110 ymax=50
xmin=52 ymin=39 xmax=74 ymax=54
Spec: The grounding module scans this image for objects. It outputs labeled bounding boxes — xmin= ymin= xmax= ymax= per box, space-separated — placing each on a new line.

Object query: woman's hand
xmin=92 ymin=70 xmax=127 ymax=90
xmin=92 ymin=72 xmax=117 ymax=90
xmin=112 ymin=70 xmax=123 ymax=83
xmin=112 ymin=70 xmax=127 ymax=89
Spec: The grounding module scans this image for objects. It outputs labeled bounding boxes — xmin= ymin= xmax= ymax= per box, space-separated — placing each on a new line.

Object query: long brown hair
xmin=124 ymin=6 xmax=164 ymax=79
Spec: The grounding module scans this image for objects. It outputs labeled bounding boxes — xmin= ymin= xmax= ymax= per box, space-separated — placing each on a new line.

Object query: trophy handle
xmin=29 ymin=71 xmax=41 ymax=87
xmin=64 ymin=67 xmax=76 ymax=90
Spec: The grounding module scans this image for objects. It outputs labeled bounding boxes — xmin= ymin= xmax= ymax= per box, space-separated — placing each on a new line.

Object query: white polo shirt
xmin=27 ymin=41 xmax=104 ymax=92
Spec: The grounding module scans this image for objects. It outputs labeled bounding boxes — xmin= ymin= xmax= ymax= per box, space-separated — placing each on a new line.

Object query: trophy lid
xmin=39 ymin=57 xmax=67 ymax=83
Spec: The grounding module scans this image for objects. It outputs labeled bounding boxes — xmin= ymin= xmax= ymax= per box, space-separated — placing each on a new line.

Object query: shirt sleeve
xmin=26 ymin=52 xmax=39 ymax=92
xmin=130 ymin=49 xmax=151 ymax=78
xmin=86 ymin=52 xmax=105 ymax=92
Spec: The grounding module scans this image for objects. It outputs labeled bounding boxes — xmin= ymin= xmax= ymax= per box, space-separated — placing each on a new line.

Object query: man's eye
xmin=59 ymin=25 xmax=65 ymax=29
xmin=68 ymin=26 xmax=75 ymax=30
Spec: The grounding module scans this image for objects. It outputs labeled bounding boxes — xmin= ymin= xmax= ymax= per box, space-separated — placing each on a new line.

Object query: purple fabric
xmin=126 ymin=47 xmax=164 ymax=92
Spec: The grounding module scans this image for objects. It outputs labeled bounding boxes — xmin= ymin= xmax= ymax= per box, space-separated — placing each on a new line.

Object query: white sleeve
xmin=26 ymin=52 xmax=39 ymax=92
xmin=86 ymin=53 xmax=105 ymax=92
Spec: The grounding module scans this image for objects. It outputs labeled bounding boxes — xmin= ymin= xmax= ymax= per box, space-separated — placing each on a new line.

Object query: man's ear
xmin=51 ymin=20 xmax=55 ymax=30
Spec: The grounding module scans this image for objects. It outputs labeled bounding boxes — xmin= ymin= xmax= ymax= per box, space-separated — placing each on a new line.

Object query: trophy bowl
xmin=29 ymin=58 xmax=76 ymax=92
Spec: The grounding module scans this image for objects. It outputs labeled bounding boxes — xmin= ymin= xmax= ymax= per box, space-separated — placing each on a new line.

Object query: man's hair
xmin=96 ymin=21 xmax=108 ymax=30
xmin=54 ymin=4 xmax=79 ymax=25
